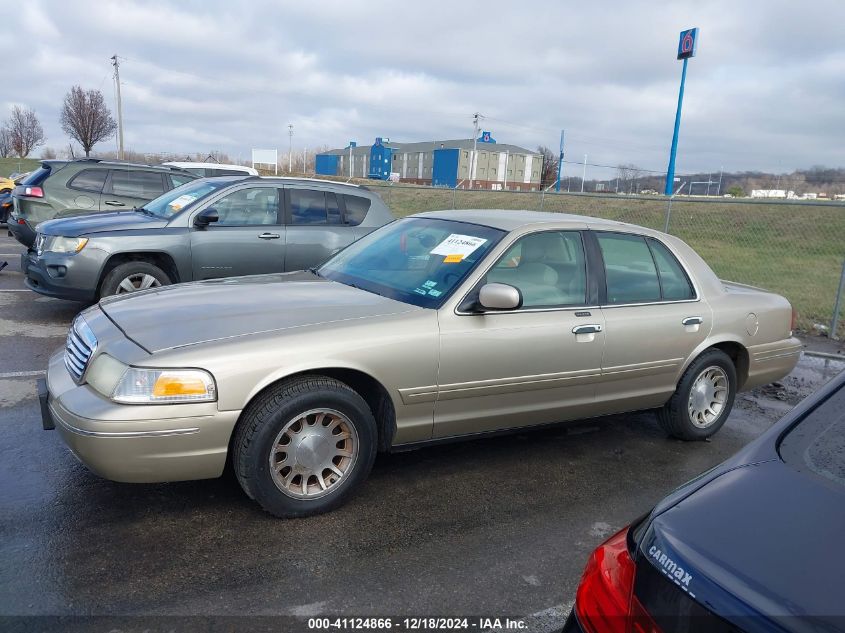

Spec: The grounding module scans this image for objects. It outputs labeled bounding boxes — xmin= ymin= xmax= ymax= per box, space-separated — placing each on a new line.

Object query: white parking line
xmin=0 ymin=370 xmax=46 ymax=378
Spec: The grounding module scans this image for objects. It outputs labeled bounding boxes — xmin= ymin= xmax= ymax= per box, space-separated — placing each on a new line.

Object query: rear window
xmin=20 ymin=166 xmax=51 ymax=186
xmin=779 ymin=385 xmax=845 ymax=489
xmin=343 ymin=194 xmax=371 ymax=225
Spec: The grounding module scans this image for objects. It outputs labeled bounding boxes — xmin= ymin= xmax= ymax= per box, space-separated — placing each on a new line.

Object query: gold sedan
xmin=41 ymin=210 xmax=801 ymax=517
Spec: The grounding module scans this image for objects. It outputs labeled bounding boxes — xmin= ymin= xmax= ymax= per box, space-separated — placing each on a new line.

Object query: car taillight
xmin=23 ymin=186 xmax=44 ymax=197
xmin=17 ymin=218 xmax=26 ymax=225
xmin=574 ymin=526 xmax=661 ymax=633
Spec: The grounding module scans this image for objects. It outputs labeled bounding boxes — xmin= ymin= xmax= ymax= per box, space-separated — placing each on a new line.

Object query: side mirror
xmin=194 ymin=207 xmax=219 ymax=228
xmin=478 ymin=283 xmax=522 ymax=311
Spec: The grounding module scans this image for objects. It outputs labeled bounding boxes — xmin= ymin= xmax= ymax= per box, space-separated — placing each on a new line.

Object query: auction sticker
xmin=168 ymin=194 xmax=198 ymax=211
xmin=430 ymin=234 xmax=487 ymax=258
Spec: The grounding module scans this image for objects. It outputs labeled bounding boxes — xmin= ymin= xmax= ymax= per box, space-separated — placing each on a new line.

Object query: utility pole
xmin=581 ymin=154 xmax=587 ymax=193
xmin=556 ymin=129 xmax=564 ymax=192
xmin=110 ymin=55 xmax=124 ymax=160
xmin=287 ymin=124 xmax=294 ymax=173
xmin=470 ymin=112 xmax=482 ymax=189
xmin=717 ymin=166 xmax=723 ymax=196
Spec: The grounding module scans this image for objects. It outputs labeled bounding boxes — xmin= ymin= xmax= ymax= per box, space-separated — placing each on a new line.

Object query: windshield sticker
xmin=413 ymin=287 xmax=428 ymax=296
xmin=430 ymin=234 xmax=487 ymax=258
xmin=443 ymin=254 xmax=464 ymax=263
xmin=428 ymin=289 xmax=442 ymax=297
xmin=423 ymin=280 xmax=437 ymax=288
xmin=168 ymin=194 xmax=198 ymax=211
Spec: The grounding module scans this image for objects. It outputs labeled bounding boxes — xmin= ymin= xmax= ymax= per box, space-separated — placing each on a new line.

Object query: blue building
xmin=316 ymin=132 xmax=542 ymax=191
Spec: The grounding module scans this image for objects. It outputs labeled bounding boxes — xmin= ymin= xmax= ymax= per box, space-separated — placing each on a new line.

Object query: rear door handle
xmin=104 ymin=200 xmax=125 ymax=206
xmin=572 ymin=324 xmax=602 ymax=335
xmin=258 ymin=232 xmax=281 ymax=240
xmin=682 ymin=316 xmax=703 ymax=326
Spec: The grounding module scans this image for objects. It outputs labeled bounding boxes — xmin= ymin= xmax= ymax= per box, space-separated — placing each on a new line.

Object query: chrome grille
xmin=64 ymin=317 xmax=97 ymax=382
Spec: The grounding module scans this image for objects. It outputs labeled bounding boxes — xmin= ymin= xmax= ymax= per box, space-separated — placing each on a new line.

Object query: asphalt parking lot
xmin=1 ymin=231 xmax=843 ymax=631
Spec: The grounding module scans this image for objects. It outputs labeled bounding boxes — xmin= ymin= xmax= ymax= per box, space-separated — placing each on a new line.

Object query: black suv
xmin=10 ymin=159 xmax=197 ymax=247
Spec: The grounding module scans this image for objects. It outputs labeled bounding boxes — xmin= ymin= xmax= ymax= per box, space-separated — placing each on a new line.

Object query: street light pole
xmin=470 ymin=112 xmax=481 ymax=189
xmin=288 ymin=124 xmax=293 ymax=173
xmin=581 ymin=154 xmax=587 ymax=193
xmin=110 ymin=55 xmax=124 ymax=160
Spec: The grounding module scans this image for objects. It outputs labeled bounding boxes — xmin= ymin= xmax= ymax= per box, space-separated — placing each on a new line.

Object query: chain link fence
xmin=365 ymin=182 xmax=845 ymax=339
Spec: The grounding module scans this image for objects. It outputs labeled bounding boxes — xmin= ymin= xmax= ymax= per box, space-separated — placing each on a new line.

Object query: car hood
xmin=642 ymin=460 xmax=845 ymax=631
xmin=98 ymin=272 xmax=419 ymax=353
xmin=37 ymin=211 xmax=167 ymax=236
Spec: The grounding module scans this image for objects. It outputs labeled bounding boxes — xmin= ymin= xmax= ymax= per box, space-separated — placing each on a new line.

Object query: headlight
xmin=112 ymin=368 xmax=217 ymax=404
xmin=48 ymin=236 xmax=89 ymax=253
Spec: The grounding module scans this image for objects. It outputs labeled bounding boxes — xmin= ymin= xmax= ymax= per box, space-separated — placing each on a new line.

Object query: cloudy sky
xmin=4 ymin=0 xmax=844 ymax=178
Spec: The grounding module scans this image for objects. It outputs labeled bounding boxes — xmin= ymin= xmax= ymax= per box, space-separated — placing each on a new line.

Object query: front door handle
xmin=104 ymin=200 xmax=125 ymax=206
xmin=682 ymin=316 xmax=703 ymax=326
xmin=572 ymin=324 xmax=602 ymax=335
xmin=258 ymin=232 xmax=281 ymax=240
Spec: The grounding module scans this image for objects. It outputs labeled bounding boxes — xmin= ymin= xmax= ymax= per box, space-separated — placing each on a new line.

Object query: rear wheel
xmin=233 ymin=376 xmax=377 ymax=518
xmin=100 ymin=261 xmax=170 ymax=297
xmin=658 ymin=349 xmax=737 ymax=440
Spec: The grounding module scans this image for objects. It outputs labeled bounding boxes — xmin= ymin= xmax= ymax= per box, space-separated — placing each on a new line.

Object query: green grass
xmin=366 ymin=182 xmax=845 ymax=337
xmin=0 ymin=157 xmax=41 ymax=177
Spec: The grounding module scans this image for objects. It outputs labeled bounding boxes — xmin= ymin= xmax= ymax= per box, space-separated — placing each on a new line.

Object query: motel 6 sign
xmin=677 ymin=28 xmax=698 ymax=59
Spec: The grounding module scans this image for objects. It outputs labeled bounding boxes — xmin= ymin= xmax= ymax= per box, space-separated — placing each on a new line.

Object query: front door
xmin=434 ymin=230 xmax=606 ymax=438
xmin=189 ymin=186 xmax=285 ymax=280
xmin=592 ymin=231 xmax=712 ymax=412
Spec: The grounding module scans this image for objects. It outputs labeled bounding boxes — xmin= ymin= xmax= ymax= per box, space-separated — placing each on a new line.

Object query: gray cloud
xmin=3 ymin=0 xmax=844 ymax=177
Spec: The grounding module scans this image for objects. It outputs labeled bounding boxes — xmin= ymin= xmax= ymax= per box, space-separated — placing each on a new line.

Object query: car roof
xmin=234 ymin=176 xmax=369 ymax=191
xmin=412 ymin=208 xmax=646 ymax=232
xmin=163 ymin=162 xmax=258 ymax=173
xmin=67 ymin=159 xmax=193 ymax=173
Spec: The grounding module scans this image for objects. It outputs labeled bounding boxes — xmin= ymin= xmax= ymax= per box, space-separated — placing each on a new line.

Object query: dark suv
xmin=10 ymin=159 xmax=197 ymax=247
xmin=23 ymin=176 xmax=394 ymax=301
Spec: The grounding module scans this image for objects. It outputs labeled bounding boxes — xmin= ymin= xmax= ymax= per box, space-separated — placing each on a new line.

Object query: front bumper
xmin=22 ymin=248 xmax=101 ymax=303
xmin=44 ymin=350 xmax=240 ymax=483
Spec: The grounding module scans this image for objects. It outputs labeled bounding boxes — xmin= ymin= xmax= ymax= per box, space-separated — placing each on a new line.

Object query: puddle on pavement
xmin=749 ymin=354 xmax=844 ymax=407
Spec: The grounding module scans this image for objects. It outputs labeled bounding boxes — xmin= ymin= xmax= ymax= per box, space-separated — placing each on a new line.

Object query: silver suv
xmin=22 ymin=176 xmax=393 ymax=301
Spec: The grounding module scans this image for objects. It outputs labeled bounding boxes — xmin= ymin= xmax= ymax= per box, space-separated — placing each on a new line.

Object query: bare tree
xmin=615 ymin=163 xmax=646 ymax=194
xmin=60 ymin=86 xmax=117 ymax=157
xmin=537 ymin=146 xmax=559 ymax=189
xmin=5 ymin=105 xmax=46 ymax=158
xmin=0 ymin=127 xmax=11 ymax=158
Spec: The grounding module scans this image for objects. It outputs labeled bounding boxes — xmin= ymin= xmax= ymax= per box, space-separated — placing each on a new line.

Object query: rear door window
xmin=290 ymin=189 xmax=328 ymax=225
xmin=68 ymin=169 xmax=107 ymax=193
xmin=109 ymin=170 xmax=166 ymax=198
xmin=597 ymin=233 xmax=661 ymax=304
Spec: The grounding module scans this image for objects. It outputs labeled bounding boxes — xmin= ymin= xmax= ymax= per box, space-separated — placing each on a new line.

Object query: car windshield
xmin=143 ymin=179 xmax=230 ymax=218
xmin=319 ymin=217 xmax=505 ymax=308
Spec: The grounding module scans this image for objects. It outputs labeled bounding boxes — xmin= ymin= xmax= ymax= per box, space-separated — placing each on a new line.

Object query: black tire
xmin=99 ymin=261 xmax=171 ymax=297
xmin=658 ymin=349 xmax=737 ymax=441
xmin=232 ymin=375 xmax=377 ymax=518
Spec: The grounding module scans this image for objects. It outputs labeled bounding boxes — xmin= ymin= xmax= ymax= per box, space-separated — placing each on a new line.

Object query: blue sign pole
xmin=556 ymin=129 xmax=564 ymax=192
xmin=664 ymin=27 xmax=698 ymax=196
xmin=664 ymin=57 xmax=688 ymax=195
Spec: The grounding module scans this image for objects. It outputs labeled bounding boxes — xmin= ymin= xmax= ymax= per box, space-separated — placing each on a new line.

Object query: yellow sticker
xmin=443 ymin=254 xmax=464 ymax=263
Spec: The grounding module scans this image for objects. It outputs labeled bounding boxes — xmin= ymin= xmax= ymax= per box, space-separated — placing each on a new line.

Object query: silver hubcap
xmin=116 ymin=273 xmax=161 ymax=294
xmin=688 ymin=366 xmax=729 ymax=428
xmin=269 ymin=408 xmax=358 ymax=499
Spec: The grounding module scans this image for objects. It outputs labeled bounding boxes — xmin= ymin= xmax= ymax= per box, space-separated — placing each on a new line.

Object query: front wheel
xmin=232 ymin=376 xmax=377 ymax=518
xmin=658 ymin=349 xmax=737 ymax=441
xmin=100 ymin=261 xmax=171 ymax=297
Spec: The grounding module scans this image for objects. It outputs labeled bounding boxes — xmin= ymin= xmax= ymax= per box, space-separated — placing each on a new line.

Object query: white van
xmin=162 ymin=162 xmax=259 ymax=177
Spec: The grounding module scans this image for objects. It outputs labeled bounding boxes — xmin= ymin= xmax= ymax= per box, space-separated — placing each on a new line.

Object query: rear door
xmin=189 ymin=185 xmax=285 ymax=279
xmin=103 ymin=169 xmax=167 ymax=210
xmin=64 ymin=168 xmax=107 ymax=212
xmin=283 ymin=187 xmax=357 ymax=271
xmin=591 ymin=231 xmax=711 ymax=412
